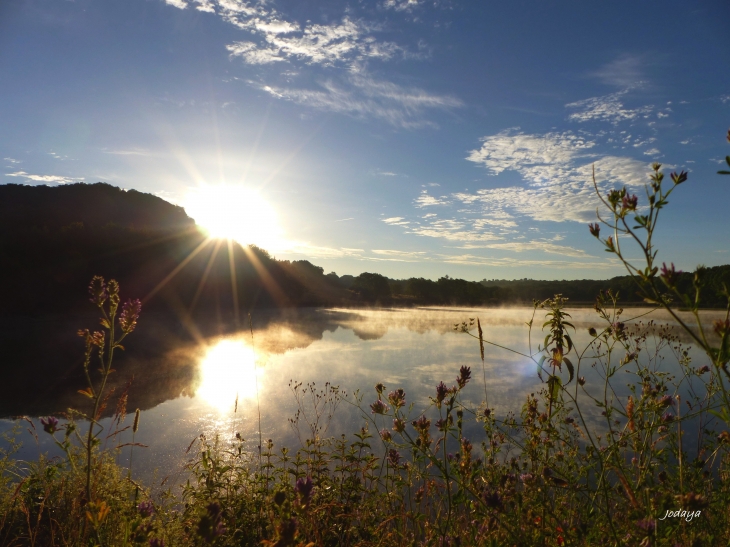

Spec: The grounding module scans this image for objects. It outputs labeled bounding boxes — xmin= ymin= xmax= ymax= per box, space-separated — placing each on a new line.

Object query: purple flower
xmin=588 ymin=223 xmax=600 ymax=238
xmin=411 ymin=415 xmax=431 ymax=432
xmin=387 ymin=389 xmax=406 ymax=409
xmin=436 ymin=381 xmax=449 ymax=404
xmin=380 ymin=429 xmax=392 ymax=442
xmin=40 ymin=416 xmax=58 ymax=435
xmin=520 ymin=473 xmax=535 ymax=484
xmin=295 ymin=476 xmax=314 ymax=504
xmin=370 ymin=399 xmax=389 ymax=415
xmin=622 ymin=194 xmax=638 ymax=211
xmin=660 ymin=262 xmax=682 ymax=288
xmin=138 ymin=500 xmax=155 ymax=518
xmin=661 ymin=412 xmax=674 ymax=423
xmin=392 ymin=418 xmax=405 ymax=433
xmin=698 ymin=365 xmax=710 ymax=375
xmin=88 ymin=276 xmax=107 ymax=305
xmin=670 ymin=171 xmax=687 ymax=185
xmin=119 ymin=299 xmax=142 ymax=334
xmin=387 ymin=449 xmax=401 ymax=467
xmin=197 ymin=501 xmax=226 ymax=542
xmin=457 ymin=366 xmax=472 ymax=389
xmin=657 ymin=395 xmax=674 ymax=408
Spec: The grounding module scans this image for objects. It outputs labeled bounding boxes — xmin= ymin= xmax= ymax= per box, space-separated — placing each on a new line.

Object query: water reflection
xmin=196 ymin=339 xmax=261 ymax=412
xmin=1 ymin=306 xmax=726 ymax=486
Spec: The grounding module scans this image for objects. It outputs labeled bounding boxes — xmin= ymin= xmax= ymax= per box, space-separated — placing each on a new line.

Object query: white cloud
xmin=227 ymin=41 xmax=287 ymax=64
xmin=256 ymin=72 xmax=461 ymax=128
xmin=466 ymin=130 xmax=595 ymax=176
xmin=382 ymin=0 xmax=422 ymax=11
xmin=415 ymin=190 xmax=450 ymax=207
xmin=589 ymin=55 xmax=644 ymax=87
xmin=567 ymin=89 xmax=653 ymax=125
xmin=720 ymin=95 xmax=730 ymax=104
xmin=164 ymin=0 xmax=188 ymax=9
xmin=5 ymin=171 xmax=81 ymax=184
xmin=383 ymin=216 xmax=410 ymax=226
xmin=4 ymin=157 xmax=20 ymax=164
xmin=643 ymin=148 xmax=661 ymax=156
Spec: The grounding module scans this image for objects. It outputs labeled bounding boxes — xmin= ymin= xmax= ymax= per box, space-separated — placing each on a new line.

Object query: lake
xmin=0 ymin=305 xmax=722 ymax=487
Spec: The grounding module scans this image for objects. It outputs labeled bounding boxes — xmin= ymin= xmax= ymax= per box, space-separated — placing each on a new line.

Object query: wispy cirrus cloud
xmin=256 ymin=72 xmax=461 ymax=128
xmin=589 ymin=55 xmax=645 ymax=87
xmin=438 ymin=254 xmax=618 ymax=270
xmin=5 ymin=171 xmax=81 ymax=184
xmin=165 ymin=1 xmax=408 ymax=67
xmin=567 ymin=89 xmax=654 ymax=125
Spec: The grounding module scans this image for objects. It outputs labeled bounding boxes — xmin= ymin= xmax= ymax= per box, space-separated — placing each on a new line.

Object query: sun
xmin=195 ymin=339 xmax=262 ymax=412
xmin=184 ymin=184 xmax=285 ymax=251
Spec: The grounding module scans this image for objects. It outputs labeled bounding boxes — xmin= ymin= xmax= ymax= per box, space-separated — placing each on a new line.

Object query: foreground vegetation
xmin=2 ymin=134 xmax=730 ymax=546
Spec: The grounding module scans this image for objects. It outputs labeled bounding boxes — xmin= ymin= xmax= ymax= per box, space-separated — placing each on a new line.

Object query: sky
xmin=1 ymin=0 xmax=729 ymax=281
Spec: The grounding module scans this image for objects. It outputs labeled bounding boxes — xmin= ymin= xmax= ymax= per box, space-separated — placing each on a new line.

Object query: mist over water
xmin=1 ymin=306 xmax=723 ymax=486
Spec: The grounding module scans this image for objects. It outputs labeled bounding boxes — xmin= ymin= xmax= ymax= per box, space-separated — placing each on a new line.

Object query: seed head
xmin=119 ymin=299 xmax=142 ymax=334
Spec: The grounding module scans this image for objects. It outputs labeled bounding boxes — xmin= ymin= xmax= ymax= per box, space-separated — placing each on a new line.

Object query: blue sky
xmin=2 ymin=0 xmax=729 ymax=280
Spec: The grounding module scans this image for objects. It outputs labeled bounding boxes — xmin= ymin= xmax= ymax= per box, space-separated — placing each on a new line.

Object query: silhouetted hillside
xmin=1 ymin=183 xmax=729 ymax=317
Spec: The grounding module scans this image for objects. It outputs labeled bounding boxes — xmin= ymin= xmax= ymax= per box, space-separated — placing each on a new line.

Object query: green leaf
xmin=564 ymin=357 xmax=574 ymax=384
xmin=548 ymin=375 xmax=562 ymax=402
xmin=719 ymin=170 xmax=730 ymax=175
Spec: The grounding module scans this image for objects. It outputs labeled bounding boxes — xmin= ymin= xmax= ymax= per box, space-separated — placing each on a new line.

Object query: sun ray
xmin=142 ymin=236 xmax=213 ymax=304
xmin=188 ymin=238 xmax=223 ymax=315
xmin=227 ymin=238 xmax=240 ymax=327
xmin=241 ymin=244 xmax=289 ymax=307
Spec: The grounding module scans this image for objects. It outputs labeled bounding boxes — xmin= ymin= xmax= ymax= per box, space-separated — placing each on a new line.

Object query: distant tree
xmin=352 ymin=272 xmax=391 ymax=301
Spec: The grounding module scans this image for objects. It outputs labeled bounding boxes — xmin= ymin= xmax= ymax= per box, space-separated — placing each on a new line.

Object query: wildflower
xmin=119 ymin=299 xmax=142 ymax=334
xmin=138 ymin=500 xmax=155 ymax=518
xmin=149 ymin=539 xmax=164 ymax=547
xmin=612 ymin=322 xmax=627 ymax=340
xmin=457 ymin=366 xmax=472 ymax=389
xmin=380 ymin=429 xmax=392 ymax=442
xmin=387 ymin=388 xmax=406 ymax=409
xmin=605 ymin=236 xmax=615 ymax=252
xmin=588 ymin=327 xmax=597 ymax=336
xmin=278 ymin=518 xmax=297 ymax=545
xmin=435 ymin=381 xmax=449 ymax=404
xmin=657 ymin=395 xmax=674 ymax=408
xmin=713 ymin=319 xmax=730 ymax=337
xmin=622 ymin=194 xmax=638 ymax=211
xmin=375 ymin=383 xmax=385 ymax=395
xmin=626 ymin=396 xmax=636 ymax=432
xmin=370 ymin=399 xmax=389 ymax=415
xmin=436 ymin=418 xmax=448 ymax=431
xmin=197 ymin=501 xmax=226 ymax=542
xmin=295 ymin=476 xmax=314 ymax=505
xmin=520 ymin=473 xmax=534 ymax=484
xmin=698 ymin=365 xmax=710 ymax=375
xmin=483 ymin=489 xmax=503 ymax=510
xmin=40 ymin=416 xmax=58 ymax=435
xmin=670 ymin=171 xmax=688 ymax=185
xmin=588 ymin=223 xmax=600 ymax=238
xmin=607 ymin=189 xmax=623 ymax=210
xmin=393 ymin=418 xmax=405 ymax=433
xmin=88 ymin=276 xmax=107 ymax=305
xmin=564 ymin=417 xmax=574 ymax=424
xmin=636 ymin=519 xmax=656 ymax=534
xmin=412 ymin=415 xmax=431 ymax=432
xmin=660 ymin=262 xmax=682 ymax=288
xmin=387 ymin=449 xmax=401 ymax=466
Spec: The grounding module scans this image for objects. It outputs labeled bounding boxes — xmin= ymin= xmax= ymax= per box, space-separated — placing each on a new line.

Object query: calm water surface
xmin=1 ymin=306 xmax=722 ymax=486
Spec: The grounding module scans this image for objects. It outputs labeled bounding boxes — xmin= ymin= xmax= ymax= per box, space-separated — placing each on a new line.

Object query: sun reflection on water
xmin=195 ymin=339 xmax=262 ymax=412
